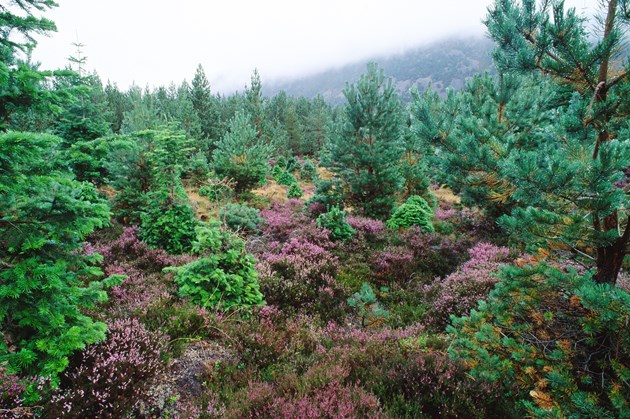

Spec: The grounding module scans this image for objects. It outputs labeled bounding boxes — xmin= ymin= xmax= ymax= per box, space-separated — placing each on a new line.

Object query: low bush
xmin=386 ymin=195 xmax=434 ymax=232
xmin=276 ymin=170 xmax=298 ymax=187
xmin=347 ymin=283 xmax=389 ymax=327
xmin=316 ymin=205 xmax=355 ymax=240
xmin=219 ymin=202 xmax=263 ymax=234
xmin=47 ymin=318 xmax=167 ymax=418
xmin=308 ymin=178 xmax=345 ymax=214
xmin=168 ymin=223 xmax=264 ymax=310
xmin=140 ymin=196 xmax=198 ymax=254
xmin=287 ymin=182 xmax=303 ymax=199
xmin=198 ymin=180 xmax=234 ymax=203
xmin=299 ymin=159 xmax=317 ymax=181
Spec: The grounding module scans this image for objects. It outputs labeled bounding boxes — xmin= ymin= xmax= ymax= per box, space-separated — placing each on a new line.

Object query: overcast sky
xmin=31 ymin=0 xmax=599 ymax=93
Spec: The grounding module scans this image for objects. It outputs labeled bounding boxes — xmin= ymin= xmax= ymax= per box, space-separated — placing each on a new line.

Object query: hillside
xmin=265 ymin=37 xmax=495 ymax=103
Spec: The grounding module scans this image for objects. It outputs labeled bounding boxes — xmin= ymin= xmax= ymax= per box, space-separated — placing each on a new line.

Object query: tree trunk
xmin=591 ymin=0 xmax=625 ymax=285
xmin=594 ymin=217 xmax=629 ymax=284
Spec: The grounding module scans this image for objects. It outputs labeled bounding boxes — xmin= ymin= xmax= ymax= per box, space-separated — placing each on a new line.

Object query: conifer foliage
xmin=0 ymin=132 xmax=123 ymax=380
xmin=213 ymin=111 xmax=273 ymax=194
xmin=415 ymin=0 xmax=630 ymax=284
xmin=328 ymin=63 xmax=404 ymax=220
xmin=483 ymin=0 xmax=630 ymax=284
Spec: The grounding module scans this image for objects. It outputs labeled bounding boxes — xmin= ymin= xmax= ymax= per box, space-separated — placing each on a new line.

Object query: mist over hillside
xmin=265 ymin=37 xmax=495 ymax=103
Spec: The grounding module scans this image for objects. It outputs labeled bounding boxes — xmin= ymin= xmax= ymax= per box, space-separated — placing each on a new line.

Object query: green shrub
xmin=287 ymin=156 xmax=299 ymax=171
xmin=275 ymin=156 xmax=287 ymax=170
xmin=167 ymin=222 xmax=264 ymax=310
xmin=276 ymin=170 xmax=297 ymax=186
xmin=448 ymin=263 xmax=630 ymax=418
xmin=140 ymin=195 xmax=198 ymax=254
xmin=300 ymin=159 xmax=317 ymax=181
xmin=386 ymin=195 xmax=434 ymax=232
xmin=347 ymin=283 xmax=389 ymax=327
xmin=287 ymin=182 xmax=303 ymax=199
xmin=219 ymin=203 xmax=263 ymax=233
xmin=316 ymin=206 xmax=356 ymax=240
xmin=271 ymin=163 xmax=284 ymax=181
xmin=309 ymin=178 xmax=345 ymax=213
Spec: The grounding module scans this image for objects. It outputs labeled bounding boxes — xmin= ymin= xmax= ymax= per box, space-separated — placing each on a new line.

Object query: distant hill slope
xmin=265 ymin=37 xmax=495 ymax=104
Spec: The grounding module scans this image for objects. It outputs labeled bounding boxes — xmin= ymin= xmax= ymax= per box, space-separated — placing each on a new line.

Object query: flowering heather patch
xmin=381 ymin=350 xmax=502 ymax=417
xmin=425 ymin=242 xmax=511 ymax=330
xmin=256 ymin=235 xmax=346 ymax=319
xmin=229 ymin=307 xmax=321 ymax=370
xmin=260 ymin=199 xmax=309 ymax=242
xmin=226 ymin=364 xmax=383 ymax=418
xmin=370 ymin=245 xmax=415 ymax=284
xmin=85 ymin=227 xmax=194 ymax=318
xmin=346 ymin=216 xmax=386 ymax=241
xmin=47 ymin=318 xmax=167 ymax=418
xmin=86 ymin=226 xmax=182 ymax=272
xmin=434 ymin=207 xmax=458 ymax=221
xmin=288 ymin=220 xmax=334 ymax=249
xmin=0 ymin=366 xmax=45 ymax=419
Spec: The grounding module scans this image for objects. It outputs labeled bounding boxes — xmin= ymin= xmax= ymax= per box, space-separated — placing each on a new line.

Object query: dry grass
xmin=316 ymin=167 xmax=334 ymax=181
xmin=252 ymin=181 xmax=288 ymax=204
xmin=186 ymin=188 xmax=217 ymax=221
xmin=431 ymin=184 xmax=461 ymax=205
xmin=98 ymin=185 xmax=118 ymax=199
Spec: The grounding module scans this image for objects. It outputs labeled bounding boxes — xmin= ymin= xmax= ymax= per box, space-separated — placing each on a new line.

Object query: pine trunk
xmin=594 ymin=216 xmax=629 ymax=284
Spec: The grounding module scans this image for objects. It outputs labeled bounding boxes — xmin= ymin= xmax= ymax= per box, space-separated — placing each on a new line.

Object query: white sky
xmin=31 ymin=0 xmax=599 ymax=93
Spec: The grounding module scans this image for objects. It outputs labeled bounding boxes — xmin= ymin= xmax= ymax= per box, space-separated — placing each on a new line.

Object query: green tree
xmin=244 ymin=69 xmax=269 ymax=141
xmin=175 ymin=81 xmax=202 ymax=141
xmin=484 ymin=0 xmax=630 ymax=284
xmin=448 ymin=262 xmax=629 ymax=417
xmin=212 ymin=111 xmax=273 ymax=194
xmin=104 ymin=81 xmax=130 ymax=133
xmin=53 ymin=72 xmax=111 ymax=150
xmin=302 ymin=95 xmax=332 ymax=156
xmin=0 ymin=132 xmax=122 ymax=381
xmin=191 ymin=64 xmax=220 ymax=149
xmin=415 ymin=0 xmax=630 ymax=284
xmin=413 ymin=73 xmax=557 ymax=218
xmin=328 ymin=63 xmax=404 ymax=219
xmin=121 ymin=85 xmax=159 ymax=133
xmin=0 ymin=0 xmax=70 ymax=130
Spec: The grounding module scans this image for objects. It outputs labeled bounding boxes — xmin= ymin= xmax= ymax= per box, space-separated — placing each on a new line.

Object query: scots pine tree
xmin=415 ymin=0 xmax=629 ymax=284
xmin=104 ymin=81 xmax=130 ymax=133
xmin=175 ymin=81 xmax=202 ymax=141
xmin=302 ymin=95 xmax=332 ymax=155
xmin=244 ymin=69 xmax=270 ymax=141
xmin=413 ymin=73 xmax=557 ymax=218
xmin=191 ymin=64 xmax=220 ymax=150
xmin=121 ymin=85 xmax=159 ymax=133
xmin=328 ymin=63 xmax=404 ymax=220
xmin=483 ymin=0 xmax=630 ymax=284
xmin=212 ymin=111 xmax=273 ymax=194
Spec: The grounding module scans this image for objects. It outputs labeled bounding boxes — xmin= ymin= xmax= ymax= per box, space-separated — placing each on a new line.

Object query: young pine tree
xmin=483 ymin=0 xmax=630 ymax=284
xmin=328 ymin=63 xmax=404 ymax=220
xmin=212 ymin=111 xmax=273 ymax=194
